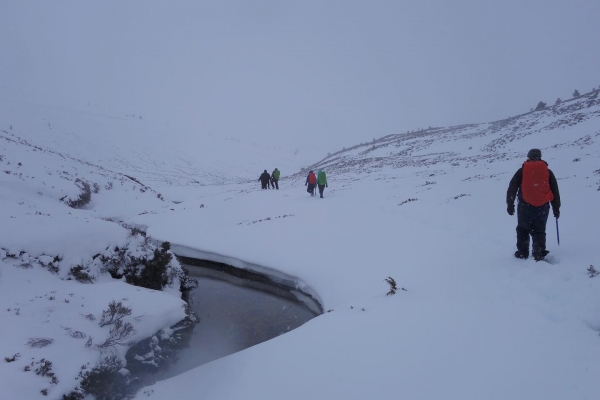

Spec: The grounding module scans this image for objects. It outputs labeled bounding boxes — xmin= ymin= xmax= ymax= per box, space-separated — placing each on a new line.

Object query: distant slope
xmin=295 ymin=90 xmax=600 ymax=181
xmin=2 ymin=90 xmax=599 ymax=194
xmin=0 ymin=97 xmax=314 ymax=188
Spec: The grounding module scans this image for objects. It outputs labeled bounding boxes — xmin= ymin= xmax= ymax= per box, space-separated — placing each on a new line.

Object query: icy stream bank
xmin=133 ymin=251 xmax=322 ymax=382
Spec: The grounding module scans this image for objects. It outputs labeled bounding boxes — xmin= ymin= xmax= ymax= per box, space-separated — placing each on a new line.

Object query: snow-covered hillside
xmin=302 ymin=89 xmax=600 ymax=182
xmin=1 ymin=90 xmax=600 ymax=399
xmin=0 ymin=96 xmax=315 ymax=188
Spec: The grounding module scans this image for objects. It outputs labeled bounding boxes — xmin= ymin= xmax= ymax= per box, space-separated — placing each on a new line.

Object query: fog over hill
xmin=3 ymin=89 xmax=600 ymax=195
xmin=2 ymin=1 xmax=600 ymax=154
xmin=3 ymin=2 xmax=600 ymax=398
xmin=0 ymin=97 xmax=315 ymax=188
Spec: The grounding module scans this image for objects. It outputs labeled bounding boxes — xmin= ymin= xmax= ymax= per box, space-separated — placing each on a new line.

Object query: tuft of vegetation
xmin=65 ymin=179 xmax=92 ymax=209
xmin=101 ymin=246 xmax=128 ymax=279
xmin=99 ymin=301 xmax=132 ymax=327
xmin=385 ymin=277 xmax=398 ymax=295
xmin=35 ymin=359 xmax=54 ymax=377
xmin=128 ymin=227 xmax=146 ymax=237
xmin=69 ymin=265 xmax=93 ymax=283
xmin=82 ymin=313 xmax=96 ymax=322
xmin=452 ymin=194 xmax=470 ymax=200
xmin=398 ymin=198 xmax=418 ymax=206
xmin=97 ymin=320 xmax=136 ymax=349
xmin=100 ymin=240 xmax=180 ymax=292
xmin=62 ymin=327 xmax=87 ymax=339
xmin=123 ymin=242 xmax=172 ymax=290
xmin=384 ymin=277 xmax=407 ymax=295
xmin=588 ymin=265 xmax=599 ymax=278
xmin=47 ymin=262 xmax=59 ymax=274
xmin=4 ymin=353 xmax=20 ymax=363
xmin=76 ymin=355 xmax=134 ymax=400
xmin=62 ymin=388 xmax=85 ymax=400
xmin=27 ymin=338 xmax=54 ymax=348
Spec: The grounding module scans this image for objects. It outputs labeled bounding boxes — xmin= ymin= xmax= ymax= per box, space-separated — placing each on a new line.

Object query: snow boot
xmin=533 ymin=250 xmax=550 ymax=262
xmin=514 ymin=251 xmax=529 ymax=260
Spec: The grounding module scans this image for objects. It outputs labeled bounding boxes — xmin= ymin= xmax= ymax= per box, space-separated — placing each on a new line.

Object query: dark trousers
xmin=516 ymin=201 xmax=550 ymax=257
xmin=307 ymin=183 xmax=316 ymax=195
xmin=318 ymin=184 xmax=325 ymax=197
xmin=272 ymin=179 xmax=279 ymax=189
xmin=261 ymin=181 xmax=269 ymax=189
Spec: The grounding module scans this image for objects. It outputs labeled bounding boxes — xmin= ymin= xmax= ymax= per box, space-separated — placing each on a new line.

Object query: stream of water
xmin=155 ymin=260 xmax=321 ymax=379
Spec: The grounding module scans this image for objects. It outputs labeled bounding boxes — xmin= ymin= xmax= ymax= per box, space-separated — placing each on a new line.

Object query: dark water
xmin=155 ymin=261 xmax=320 ymax=379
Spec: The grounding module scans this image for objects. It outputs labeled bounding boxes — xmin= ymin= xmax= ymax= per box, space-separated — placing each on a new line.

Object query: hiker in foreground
xmin=305 ymin=170 xmax=317 ymax=196
xmin=259 ymin=170 xmax=271 ymax=190
xmin=506 ymin=148 xmax=561 ymax=261
xmin=317 ymin=169 xmax=328 ymax=198
xmin=271 ymin=168 xmax=280 ymax=190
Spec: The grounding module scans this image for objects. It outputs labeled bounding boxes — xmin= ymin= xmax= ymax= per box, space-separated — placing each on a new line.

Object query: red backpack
xmin=308 ymin=173 xmax=316 ymax=184
xmin=521 ymin=160 xmax=554 ymax=206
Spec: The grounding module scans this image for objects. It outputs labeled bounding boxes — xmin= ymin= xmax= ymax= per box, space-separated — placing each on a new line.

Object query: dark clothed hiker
xmin=259 ymin=170 xmax=271 ymax=190
xmin=317 ymin=169 xmax=328 ymax=198
xmin=506 ymin=149 xmax=561 ymax=261
xmin=271 ymin=168 xmax=280 ymax=190
xmin=305 ymin=171 xmax=317 ymax=196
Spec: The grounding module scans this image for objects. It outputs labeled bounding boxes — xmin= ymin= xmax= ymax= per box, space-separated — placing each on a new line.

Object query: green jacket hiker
xmin=271 ymin=168 xmax=280 ymax=190
xmin=317 ymin=170 xmax=328 ymax=198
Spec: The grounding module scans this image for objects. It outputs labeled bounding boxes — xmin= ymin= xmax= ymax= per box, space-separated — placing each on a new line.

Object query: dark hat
xmin=527 ymin=148 xmax=542 ymax=160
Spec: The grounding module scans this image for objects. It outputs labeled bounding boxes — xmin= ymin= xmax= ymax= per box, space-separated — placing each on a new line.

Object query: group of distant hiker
xmin=259 ymin=168 xmax=280 ymax=190
xmin=258 ymin=168 xmax=329 ymax=198
xmin=305 ymin=169 xmax=328 ymax=198
xmin=256 ymin=147 xmax=560 ymax=260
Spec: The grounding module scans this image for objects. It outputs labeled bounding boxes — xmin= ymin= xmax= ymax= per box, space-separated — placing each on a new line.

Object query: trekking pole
xmin=555 ymin=218 xmax=560 ymax=246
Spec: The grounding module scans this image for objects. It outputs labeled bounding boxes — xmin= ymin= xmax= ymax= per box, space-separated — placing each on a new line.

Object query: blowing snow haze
xmin=3 ymin=3 xmax=600 ymax=399
xmin=1 ymin=1 xmax=600 ymax=156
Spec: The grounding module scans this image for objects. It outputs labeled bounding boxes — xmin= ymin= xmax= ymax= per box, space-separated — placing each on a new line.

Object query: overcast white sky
xmin=1 ymin=1 xmax=599 ymax=154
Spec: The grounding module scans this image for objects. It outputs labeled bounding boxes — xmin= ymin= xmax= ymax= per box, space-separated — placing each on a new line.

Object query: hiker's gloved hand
xmin=507 ymin=204 xmax=515 ymax=216
xmin=553 ymin=209 xmax=560 ymax=219
xmin=326 ymin=184 xmax=328 ymax=188
xmin=305 ymin=182 xmax=307 ymax=186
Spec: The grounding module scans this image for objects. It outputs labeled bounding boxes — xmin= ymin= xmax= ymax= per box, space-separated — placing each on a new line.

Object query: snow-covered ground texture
xmin=0 ymin=89 xmax=599 ymax=399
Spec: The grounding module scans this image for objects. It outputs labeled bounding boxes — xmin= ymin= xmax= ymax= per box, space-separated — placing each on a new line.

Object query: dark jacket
xmin=259 ymin=172 xmax=271 ymax=183
xmin=506 ymin=161 xmax=560 ymax=213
